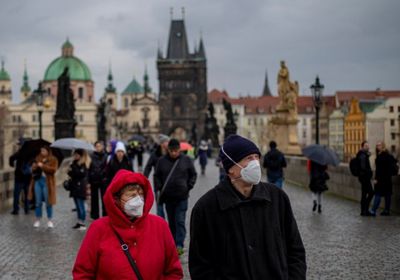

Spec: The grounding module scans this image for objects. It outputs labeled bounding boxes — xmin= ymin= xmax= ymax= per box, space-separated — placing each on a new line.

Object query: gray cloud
xmin=0 ymin=0 xmax=399 ymax=103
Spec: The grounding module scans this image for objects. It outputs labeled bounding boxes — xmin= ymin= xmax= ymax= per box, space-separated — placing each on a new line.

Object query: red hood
xmin=104 ymin=169 xmax=154 ymax=227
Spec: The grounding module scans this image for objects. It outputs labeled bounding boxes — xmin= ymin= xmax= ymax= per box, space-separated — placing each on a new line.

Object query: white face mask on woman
xmin=221 ymin=146 xmax=262 ymax=185
xmin=123 ymin=196 xmax=144 ymax=217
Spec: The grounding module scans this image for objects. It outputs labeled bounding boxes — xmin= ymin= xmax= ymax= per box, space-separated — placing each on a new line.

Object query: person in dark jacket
xmin=88 ymin=141 xmax=107 ymax=219
xmin=105 ymin=141 xmax=133 ymax=188
xmin=154 ymin=138 xmax=197 ymax=256
xmin=144 ymin=134 xmax=170 ymax=218
xmin=189 ymin=135 xmax=306 ymax=280
xmin=198 ymin=140 xmax=209 ymax=175
xmin=143 ymin=134 xmax=170 ymax=178
xmin=9 ymin=138 xmax=32 ymax=215
xmin=68 ymin=149 xmax=89 ymax=230
xmin=263 ymin=140 xmax=287 ymax=188
xmin=308 ymin=160 xmax=329 ymax=213
xmin=371 ymin=142 xmax=398 ymax=216
xmin=356 ymin=141 xmax=374 ymax=216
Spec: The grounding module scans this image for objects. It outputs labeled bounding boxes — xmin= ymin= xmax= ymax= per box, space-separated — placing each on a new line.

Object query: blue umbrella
xmin=302 ymin=144 xmax=340 ymax=166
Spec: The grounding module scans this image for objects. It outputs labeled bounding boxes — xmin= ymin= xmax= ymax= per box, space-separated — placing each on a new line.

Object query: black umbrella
xmin=302 ymin=144 xmax=340 ymax=166
xmin=19 ymin=139 xmax=64 ymax=166
xmin=128 ymin=134 xmax=146 ymax=143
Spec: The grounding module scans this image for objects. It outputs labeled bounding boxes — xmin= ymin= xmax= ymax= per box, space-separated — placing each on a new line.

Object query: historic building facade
xmin=344 ymin=99 xmax=365 ymax=161
xmin=157 ymin=16 xmax=207 ymax=141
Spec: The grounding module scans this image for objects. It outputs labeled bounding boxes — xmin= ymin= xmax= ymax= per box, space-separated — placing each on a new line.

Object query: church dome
xmin=43 ymin=39 xmax=92 ymax=82
xmin=0 ymin=61 xmax=11 ymax=81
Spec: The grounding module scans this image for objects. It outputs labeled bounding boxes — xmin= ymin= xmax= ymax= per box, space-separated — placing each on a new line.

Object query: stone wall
xmin=285 ymin=156 xmax=400 ymax=213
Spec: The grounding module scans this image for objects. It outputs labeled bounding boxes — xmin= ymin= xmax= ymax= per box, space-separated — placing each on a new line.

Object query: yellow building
xmin=344 ymin=98 xmax=365 ymax=161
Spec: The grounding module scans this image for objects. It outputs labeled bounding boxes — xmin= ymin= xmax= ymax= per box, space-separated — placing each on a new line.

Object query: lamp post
xmin=310 ymin=76 xmax=324 ymax=145
xmin=34 ymin=82 xmax=47 ymax=139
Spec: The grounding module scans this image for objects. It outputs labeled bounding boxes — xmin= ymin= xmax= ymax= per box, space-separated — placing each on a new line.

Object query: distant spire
xmin=181 ymin=7 xmax=185 ymax=20
xmin=105 ymin=61 xmax=116 ymax=93
xmin=262 ymin=69 xmax=272 ymax=96
xmin=198 ymin=32 xmax=206 ymax=59
xmin=157 ymin=40 xmax=163 ymax=59
xmin=166 ymin=12 xmax=190 ymax=59
xmin=143 ymin=65 xmax=151 ymax=94
xmin=1 ymin=58 xmax=4 ymax=70
xmin=21 ymin=59 xmax=31 ymax=93
xmin=170 ymin=7 xmax=173 ymax=20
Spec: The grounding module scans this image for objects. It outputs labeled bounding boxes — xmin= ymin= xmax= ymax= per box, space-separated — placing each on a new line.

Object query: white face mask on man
xmin=221 ymin=146 xmax=262 ymax=185
xmin=123 ymin=195 xmax=144 ymax=217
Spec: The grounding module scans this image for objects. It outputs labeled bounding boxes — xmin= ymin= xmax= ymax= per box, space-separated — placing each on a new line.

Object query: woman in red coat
xmin=73 ymin=169 xmax=183 ymax=279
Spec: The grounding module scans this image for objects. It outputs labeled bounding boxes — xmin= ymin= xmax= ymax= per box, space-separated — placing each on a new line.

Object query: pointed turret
xmin=20 ymin=60 xmax=31 ymax=100
xmin=198 ymin=35 xmax=206 ymax=59
xmin=143 ymin=65 xmax=152 ymax=94
xmin=262 ymin=70 xmax=272 ymax=96
xmin=105 ymin=62 xmax=116 ymax=93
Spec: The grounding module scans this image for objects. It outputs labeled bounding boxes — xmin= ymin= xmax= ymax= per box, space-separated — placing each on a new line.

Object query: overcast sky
xmin=1 ymin=0 xmax=399 ymax=102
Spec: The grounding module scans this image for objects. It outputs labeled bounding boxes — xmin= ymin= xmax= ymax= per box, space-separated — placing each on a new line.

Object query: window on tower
xmin=78 ymin=87 xmax=84 ymax=100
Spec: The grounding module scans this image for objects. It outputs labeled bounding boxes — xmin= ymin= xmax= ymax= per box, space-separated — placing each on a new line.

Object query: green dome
xmin=43 ymin=39 xmax=92 ymax=82
xmin=44 ymin=56 xmax=92 ymax=81
xmin=0 ymin=61 xmax=10 ymax=81
xmin=122 ymin=77 xmax=143 ymax=95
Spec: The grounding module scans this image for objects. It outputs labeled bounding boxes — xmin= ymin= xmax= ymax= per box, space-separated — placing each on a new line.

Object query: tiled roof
xmin=208 ymin=89 xmax=336 ymax=115
xmin=336 ymin=90 xmax=400 ymax=104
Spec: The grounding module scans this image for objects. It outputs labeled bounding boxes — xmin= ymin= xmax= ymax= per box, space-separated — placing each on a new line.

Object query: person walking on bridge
xmin=356 ymin=141 xmax=374 ymax=216
xmin=189 ymin=135 xmax=306 ymax=279
xmin=263 ymin=140 xmax=287 ymax=188
xmin=308 ymin=160 xmax=329 ymax=213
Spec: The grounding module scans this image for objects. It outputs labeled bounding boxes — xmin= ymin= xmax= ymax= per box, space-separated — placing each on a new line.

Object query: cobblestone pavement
xmin=1 ymin=156 xmax=400 ymax=279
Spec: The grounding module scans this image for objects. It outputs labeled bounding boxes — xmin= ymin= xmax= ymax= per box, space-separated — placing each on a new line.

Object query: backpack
xmin=349 ymin=157 xmax=360 ymax=177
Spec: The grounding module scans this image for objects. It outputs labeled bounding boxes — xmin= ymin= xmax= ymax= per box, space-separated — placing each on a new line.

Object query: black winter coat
xmin=105 ymin=156 xmax=133 ymax=186
xmin=68 ymin=161 xmax=88 ymax=199
xmin=88 ymin=151 xmax=107 ymax=185
xmin=263 ymin=148 xmax=287 ymax=180
xmin=9 ymin=151 xmax=32 ymax=183
xmin=309 ymin=161 xmax=329 ymax=193
xmin=143 ymin=145 xmax=162 ymax=178
xmin=189 ymin=179 xmax=306 ymax=280
xmin=356 ymin=150 xmax=373 ymax=180
xmin=154 ymin=154 xmax=197 ymax=202
xmin=375 ymin=151 xmax=397 ymax=196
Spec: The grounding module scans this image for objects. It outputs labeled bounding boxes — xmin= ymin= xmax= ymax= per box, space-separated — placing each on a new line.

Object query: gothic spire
xmin=21 ymin=59 xmax=31 ymax=92
xmin=262 ymin=69 xmax=272 ymax=96
xmin=198 ymin=33 xmax=206 ymax=59
xmin=105 ymin=62 xmax=116 ymax=93
xmin=143 ymin=65 xmax=151 ymax=94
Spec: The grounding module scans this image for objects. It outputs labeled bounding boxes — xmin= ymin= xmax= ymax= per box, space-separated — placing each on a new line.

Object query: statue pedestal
xmin=266 ymin=109 xmax=301 ymax=155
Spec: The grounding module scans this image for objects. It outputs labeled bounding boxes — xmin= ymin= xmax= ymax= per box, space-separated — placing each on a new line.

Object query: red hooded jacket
xmin=73 ymin=170 xmax=183 ymax=279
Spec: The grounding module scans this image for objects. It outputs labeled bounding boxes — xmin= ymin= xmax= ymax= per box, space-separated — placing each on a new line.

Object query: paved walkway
xmin=1 ymin=156 xmax=400 ymax=279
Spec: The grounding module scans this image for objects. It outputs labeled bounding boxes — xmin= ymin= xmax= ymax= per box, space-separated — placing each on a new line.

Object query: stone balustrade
xmin=285 ymin=156 xmax=400 ymax=213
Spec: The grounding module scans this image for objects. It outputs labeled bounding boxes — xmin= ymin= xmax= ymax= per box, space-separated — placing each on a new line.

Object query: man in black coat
xmin=9 ymin=138 xmax=32 ymax=215
xmin=356 ymin=141 xmax=374 ymax=216
xmin=154 ymin=138 xmax=197 ymax=255
xmin=144 ymin=134 xmax=170 ymax=218
xmin=88 ymin=141 xmax=107 ymax=219
xmin=263 ymin=140 xmax=287 ymax=188
xmin=189 ymin=135 xmax=306 ymax=280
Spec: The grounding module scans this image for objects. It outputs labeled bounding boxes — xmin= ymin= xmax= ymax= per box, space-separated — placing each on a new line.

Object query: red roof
xmin=208 ymin=89 xmax=336 ymax=115
xmin=336 ymin=90 xmax=400 ymax=104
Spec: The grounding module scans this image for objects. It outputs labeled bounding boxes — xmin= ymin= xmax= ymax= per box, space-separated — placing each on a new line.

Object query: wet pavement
xmin=0 ymin=156 xmax=399 ymax=279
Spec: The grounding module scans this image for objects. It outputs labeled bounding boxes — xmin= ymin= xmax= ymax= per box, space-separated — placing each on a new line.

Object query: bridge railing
xmin=285 ymin=156 xmax=400 ymax=213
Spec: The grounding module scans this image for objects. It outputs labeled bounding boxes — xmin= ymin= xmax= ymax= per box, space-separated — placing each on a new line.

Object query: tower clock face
xmin=176 ymin=32 xmax=181 ymax=37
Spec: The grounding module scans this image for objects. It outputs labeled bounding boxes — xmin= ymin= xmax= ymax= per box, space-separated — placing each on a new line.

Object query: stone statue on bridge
xmin=277 ymin=60 xmax=299 ymax=120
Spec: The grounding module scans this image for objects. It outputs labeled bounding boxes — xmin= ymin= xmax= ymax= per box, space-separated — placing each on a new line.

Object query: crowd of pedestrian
xmin=9 ymin=132 xmax=399 ymax=279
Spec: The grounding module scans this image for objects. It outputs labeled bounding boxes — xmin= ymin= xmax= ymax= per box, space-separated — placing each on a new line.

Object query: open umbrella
xmin=180 ymin=142 xmax=193 ymax=151
xmin=302 ymin=144 xmax=340 ymax=166
xmin=128 ymin=134 xmax=146 ymax=143
xmin=19 ymin=139 xmax=64 ymax=166
xmin=51 ymin=138 xmax=95 ymax=151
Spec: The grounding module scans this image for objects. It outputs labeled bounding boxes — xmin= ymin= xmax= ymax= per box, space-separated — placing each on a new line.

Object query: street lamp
xmin=310 ymin=76 xmax=324 ymax=145
xmin=33 ymin=82 xmax=48 ymax=139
